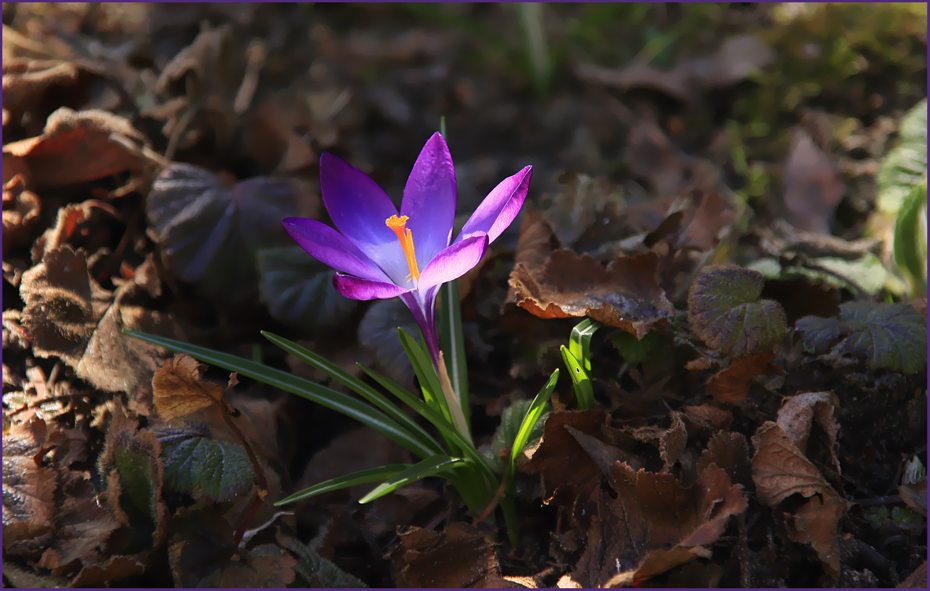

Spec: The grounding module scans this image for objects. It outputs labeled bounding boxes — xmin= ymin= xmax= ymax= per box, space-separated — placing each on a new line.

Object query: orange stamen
xmin=385 ymin=215 xmax=421 ymax=282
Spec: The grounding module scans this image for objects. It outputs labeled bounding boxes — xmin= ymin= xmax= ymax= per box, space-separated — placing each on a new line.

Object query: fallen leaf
xmin=2 ymin=59 xmax=79 ymax=124
xmin=782 ymin=128 xmax=845 ymax=234
xmin=2 ymin=107 xmax=146 ymax=189
xmin=391 ymin=522 xmax=513 ymax=588
xmin=2 ymin=173 xmax=42 ymax=253
xmin=705 ymin=351 xmax=781 ymax=403
xmin=775 ymin=392 xmax=840 ymax=463
xmin=787 ymin=493 xmax=845 ymax=577
xmin=146 ymin=163 xmax=318 ymax=299
xmin=680 ymin=404 xmax=733 ymax=434
xmin=2 ymin=418 xmax=58 ymax=557
xmin=572 ymin=463 xmax=747 ymax=587
xmin=795 ymin=302 xmax=927 ymax=374
xmin=68 ymin=555 xmax=146 ymax=588
xmin=152 ymin=354 xmax=232 ymax=420
xmin=899 ymin=560 xmax=927 ymax=588
xmin=522 ymin=410 xmax=609 ymax=510
xmin=539 ymin=171 xmax=624 ymax=247
xmin=687 ymin=265 xmax=787 ymax=357
xmin=575 ymin=34 xmax=775 ymax=102
xmin=695 ymin=431 xmax=752 ymax=487
xmin=509 ymin=246 xmax=674 ymax=338
xmin=277 ymin=533 xmax=366 ymax=588
xmin=605 ymin=411 xmax=688 ymax=471
xmin=898 ymin=479 xmax=927 ymax=516
xmin=19 ymin=245 xmax=180 ymax=394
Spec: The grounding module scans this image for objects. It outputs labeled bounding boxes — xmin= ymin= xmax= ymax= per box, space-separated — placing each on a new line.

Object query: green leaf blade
xmin=276 ymin=464 xmax=410 ymax=505
xmin=359 ymin=455 xmax=468 ymax=504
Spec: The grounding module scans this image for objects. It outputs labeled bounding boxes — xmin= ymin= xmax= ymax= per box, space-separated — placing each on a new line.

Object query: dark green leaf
xmin=156 ymin=424 xmax=255 ymax=503
xmin=878 ymin=98 xmax=927 ymax=213
xmin=359 ymin=455 xmax=467 ymax=503
xmin=610 ymin=329 xmax=666 ymax=365
xmin=687 ymin=265 xmax=786 ymax=356
xmin=482 ymin=399 xmax=548 ymax=473
xmin=795 ymin=302 xmax=927 ymax=374
xmin=358 ymin=299 xmax=417 ymax=384
xmin=146 ymin=164 xmax=315 ymax=299
xmin=257 ymin=246 xmax=357 ymax=330
xmin=276 ymin=464 xmax=409 ymax=505
xmin=279 ymin=536 xmax=367 ymax=588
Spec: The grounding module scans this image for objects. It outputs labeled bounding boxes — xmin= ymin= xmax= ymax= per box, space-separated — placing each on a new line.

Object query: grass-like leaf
xmin=276 ymin=464 xmax=410 ymax=505
xmin=440 ymin=279 xmax=470 ymax=427
xmin=262 ymin=332 xmax=443 ymax=456
xmin=561 ymin=345 xmax=594 ymax=410
xmin=397 ymin=328 xmax=453 ymax=426
xmin=796 ymin=302 xmax=927 ymax=374
xmin=123 ymin=330 xmax=437 ymax=459
xmin=359 ymin=455 xmax=467 ymax=503
xmin=893 ymin=176 xmax=928 ymax=296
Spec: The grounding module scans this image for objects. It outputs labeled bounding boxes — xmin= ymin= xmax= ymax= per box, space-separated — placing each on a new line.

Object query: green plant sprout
xmin=560 ymin=318 xmax=601 ymax=410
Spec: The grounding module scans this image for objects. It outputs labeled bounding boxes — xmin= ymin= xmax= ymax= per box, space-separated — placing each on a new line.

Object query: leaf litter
xmin=1 ymin=3 xmax=926 ymax=588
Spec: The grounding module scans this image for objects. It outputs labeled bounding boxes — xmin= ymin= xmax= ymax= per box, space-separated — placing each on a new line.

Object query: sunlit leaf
xmin=687 ymin=265 xmax=786 ymax=357
xmin=795 ymin=302 xmax=927 ymax=374
xmin=257 ymin=246 xmax=357 ymax=331
xmin=878 ymin=98 xmax=927 ymax=213
xmin=156 ymin=424 xmax=255 ymax=503
xmin=359 ymin=454 xmax=467 ymax=503
xmin=146 ymin=163 xmax=317 ymax=299
xmin=276 ymin=464 xmax=409 ymax=505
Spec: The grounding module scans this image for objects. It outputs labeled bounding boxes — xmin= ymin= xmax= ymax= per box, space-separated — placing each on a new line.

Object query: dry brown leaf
xmin=152 ymin=354 xmax=231 ymax=421
xmin=2 ymin=173 xmax=42 ymax=253
xmin=705 ymin=351 xmax=781 ymax=404
xmin=680 ymin=404 xmax=733 ymax=434
xmin=776 ymin=392 xmax=840 ymax=466
xmin=751 ymin=421 xmax=834 ymax=506
xmin=571 ymin=463 xmax=747 ymax=587
xmin=508 ymin=232 xmax=675 ymax=338
xmin=19 ymin=246 xmax=181 ymax=394
xmin=2 ymin=107 xmax=146 ymax=189
xmin=606 ymin=411 xmax=688 ymax=471
xmin=696 ymin=431 xmax=751 ymax=487
xmin=787 ymin=493 xmax=845 ymax=578
xmin=391 ymin=522 xmax=514 ymax=588
xmin=900 ymin=561 xmax=927 ymax=588
xmin=782 ymin=128 xmax=845 ymax=234
xmin=2 ymin=59 xmax=79 ymax=122
xmin=2 ymin=418 xmax=58 ymax=557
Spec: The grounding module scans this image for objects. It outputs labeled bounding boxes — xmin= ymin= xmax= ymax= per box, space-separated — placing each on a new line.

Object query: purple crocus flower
xmin=282 ymin=132 xmax=532 ymax=367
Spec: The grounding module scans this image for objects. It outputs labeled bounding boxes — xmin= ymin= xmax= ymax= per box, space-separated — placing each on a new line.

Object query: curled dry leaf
xmin=507 ymin=210 xmax=674 ymax=338
xmin=751 ymin=421 xmax=846 ymax=577
xmin=695 ymin=431 xmax=752 ymax=487
xmin=776 ymin=392 xmax=840 ymax=468
xmin=687 ymin=265 xmax=787 ymax=357
xmin=390 ymin=522 xmax=511 ymax=588
xmin=782 ymin=128 xmax=845 ymax=234
xmin=2 ymin=418 xmax=58 ymax=557
xmin=2 ymin=173 xmax=42 ymax=252
xmin=2 ymin=59 xmax=79 ymax=122
xmin=795 ymin=302 xmax=927 ymax=374
xmin=572 ymin=463 xmax=747 ymax=587
xmin=152 ymin=354 xmax=232 ymax=421
xmin=680 ymin=404 xmax=734 ymax=434
xmin=705 ymin=351 xmax=781 ymax=404
xmin=605 ymin=411 xmax=688 ymax=472
xmin=1 ymin=107 xmax=146 ymax=189
xmin=19 ymin=245 xmax=180 ymax=394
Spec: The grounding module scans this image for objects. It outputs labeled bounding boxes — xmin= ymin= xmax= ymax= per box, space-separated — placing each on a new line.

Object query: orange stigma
xmin=385 ymin=215 xmax=421 ymax=282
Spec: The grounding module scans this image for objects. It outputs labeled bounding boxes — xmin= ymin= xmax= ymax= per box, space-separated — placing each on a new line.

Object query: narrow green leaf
xmin=568 ymin=318 xmax=600 ymax=371
xmin=440 ymin=279 xmax=470 ymax=427
xmin=893 ymin=176 xmax=928 ymax=296
xmin=398 ymin=328 xmax=452 ymax=424
xmin=276 ymin=464 xmax=410 ymax=505
xmin=123 ymin=330 xmax=436 ymax=459
xmin=358 ymin=363 xmax=498 ymax=488
xmin=262 ymin=332 xmax=443 ymax=456
xmin=561 ymin=345 xmax=594 ymax=410
xmin=359 ymin=455 xmax=467 ymax=503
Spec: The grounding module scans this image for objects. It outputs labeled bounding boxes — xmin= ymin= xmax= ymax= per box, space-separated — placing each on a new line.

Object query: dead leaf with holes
xmin=570 ymin=463 xmax=747 ymax=587
xmin=507 ymin=210 xmax=675 ymax=338
xmin=19 ymin=245 xmax=181 ymax=395
xmin=2 ymin=107 xmax=146 ymax=189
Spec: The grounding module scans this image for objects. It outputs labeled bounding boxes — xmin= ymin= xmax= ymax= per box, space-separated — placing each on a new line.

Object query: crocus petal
xmin=319 ymin=153 xmax=410 ymax=282
xmin=400 ymin=133 xmax=457 ymax=269
xmin=282 ymin=217 xmax=389 ymax=282
xmin=417 ymin=233 xmax=489 ymax=290
xmin=333 ymin=273 xmax=410 ymax=301
xmin=457 ymin=166 xmax=532 ymax=244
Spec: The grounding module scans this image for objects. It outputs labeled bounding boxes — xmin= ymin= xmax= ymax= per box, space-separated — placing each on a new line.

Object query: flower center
xmin=385 ymin=215 xmax=421 ymax=283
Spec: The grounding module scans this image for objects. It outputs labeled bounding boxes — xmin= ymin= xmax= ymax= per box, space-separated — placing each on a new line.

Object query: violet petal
xmin=417 ymin=233 xmax=489 ymax=290
xmin=400 ymin=133 xmax=457 ymax=269
xmin=333 ymin=273 xmax=410 ymax=301
xmin=282 ymin=217 xmax=390 ymax=282
xmin=457 ymin=166 xmax=532 ymax=244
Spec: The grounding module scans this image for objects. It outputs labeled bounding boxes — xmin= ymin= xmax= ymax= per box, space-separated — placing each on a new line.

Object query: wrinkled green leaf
xmin=280 ymin=536 xmax=367 ymax=588
xmin=156 ymin=424 xmax=255 ymax=503
xmin=687 ymin=265 xmax=787 ymax=356
xmin=276 ymin=464 xmax=409 ymax=506
xmin=358 ymin=299 xmax=417 ymax=384
xmin=257 ymin=246 xmax=357 ymax=331
xmin=146 ymin=163 xmax=314 ymax=299
xmin=359 ymin=455 xmax=468 ymax=503
xmin=795 ymin=302 xmax=927 ymax=374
